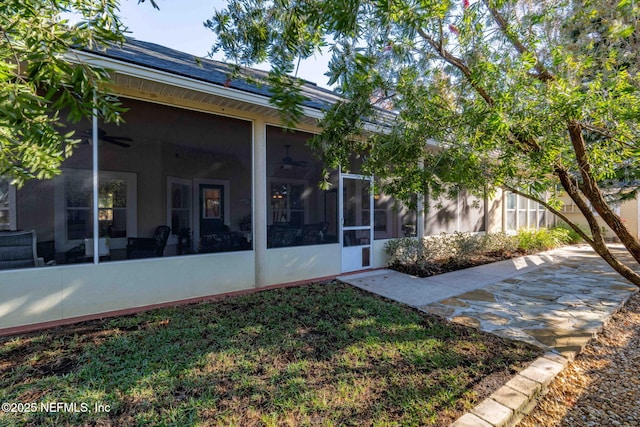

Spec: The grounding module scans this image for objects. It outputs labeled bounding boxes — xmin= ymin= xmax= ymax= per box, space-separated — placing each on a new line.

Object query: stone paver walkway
xmin=339 ymin=245 xmax=637 ymax=357
xmin=338 ymin=244 xmax=639 ymax=426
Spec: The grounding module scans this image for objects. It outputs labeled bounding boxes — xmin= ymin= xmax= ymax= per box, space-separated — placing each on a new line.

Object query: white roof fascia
xmin=67 ymin=50 xmax=326 ymax=121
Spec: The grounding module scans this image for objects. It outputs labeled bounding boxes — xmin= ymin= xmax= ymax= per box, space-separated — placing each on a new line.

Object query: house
xmin=0 ymin=39 xmax=547 ymax=334
xmin=558 ymin=192 xmax=640 ymax=241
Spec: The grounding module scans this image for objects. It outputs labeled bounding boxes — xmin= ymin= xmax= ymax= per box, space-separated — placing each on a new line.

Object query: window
xmin=270 ymin=181 xmax=306 ymax=226
xmin=167 ymin=177 xmax=192 ymax=239
xmin=56 ymin=170 xmax=137 ymax=250
xmin=98 ymin=179 xmax=128 ymax=238
xmin=0 ymin=177 xmax=16 ymax=231
xmin=505 ymin=192 xmax=550 ymax=231
xmin=65 ymin=174 xmax=93 ymax=240
xmin=66 ymin=176 xmax=128 ymax=239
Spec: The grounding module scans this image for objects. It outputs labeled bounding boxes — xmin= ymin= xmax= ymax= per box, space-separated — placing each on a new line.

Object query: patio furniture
xmin=0 ymin=230 xmax=45 ymax=270
xmin=267 ymin=224 xmax=300 ymax=248
xmin=126 ymin=226 xmax=171 ymax=259
xmin=199 ymin=226 xmax=251 ymax=253
xmin=301 ymin=222 xmax=329 ymax=244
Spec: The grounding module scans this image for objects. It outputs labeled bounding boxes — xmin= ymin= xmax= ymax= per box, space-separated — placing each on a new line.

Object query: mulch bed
xmin=389 ymin=250 xmax=529 ymax=278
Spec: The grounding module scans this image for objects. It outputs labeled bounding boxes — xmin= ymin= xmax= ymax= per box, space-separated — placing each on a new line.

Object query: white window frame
xmin=268 ymin=178 xmax=309 ymax=226
xmin=0 ymin=178 xmax=17 ymax=231
xmin=166 ymin=176 xmax=193 ymax=246
xmin=54 ymin=169 xmax=137 ymax=252
xmin=505 ymin=191 xmax=551 ymax=231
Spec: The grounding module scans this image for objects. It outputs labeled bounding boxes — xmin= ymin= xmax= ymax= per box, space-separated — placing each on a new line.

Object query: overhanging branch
xmin=504 ymin=185 xmax=594 ymax=245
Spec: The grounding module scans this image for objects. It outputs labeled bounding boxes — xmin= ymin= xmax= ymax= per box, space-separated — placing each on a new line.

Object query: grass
xmin=0 ymin=282 xmax=540 ymax=426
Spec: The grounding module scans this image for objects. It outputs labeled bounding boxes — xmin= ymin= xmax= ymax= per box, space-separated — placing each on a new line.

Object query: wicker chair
xmin=0 ymin=230 xmax=44 ymax=270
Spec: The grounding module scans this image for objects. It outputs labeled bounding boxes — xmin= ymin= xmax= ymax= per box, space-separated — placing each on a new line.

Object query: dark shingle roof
xmin=95 ymin=38 xmax=341 ymax=113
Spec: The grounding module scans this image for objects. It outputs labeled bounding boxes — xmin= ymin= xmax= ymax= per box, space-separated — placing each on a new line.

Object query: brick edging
xmin=450 ymin=352 xmax=568 ymax=427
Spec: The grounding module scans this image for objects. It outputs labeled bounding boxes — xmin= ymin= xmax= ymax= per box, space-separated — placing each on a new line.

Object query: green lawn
xmin=0 ymin=282 xmax=540 ymax=426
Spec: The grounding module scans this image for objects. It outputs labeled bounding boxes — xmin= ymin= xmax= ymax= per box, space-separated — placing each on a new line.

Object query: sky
xmin=117 ymin=0 xmax=333 ymax=88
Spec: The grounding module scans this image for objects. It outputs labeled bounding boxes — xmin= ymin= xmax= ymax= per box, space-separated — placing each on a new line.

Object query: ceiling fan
xmin=80 ymin=128 xmax=132 ymax=148
xmin=281 ymin=144 xmax=307 ymax=170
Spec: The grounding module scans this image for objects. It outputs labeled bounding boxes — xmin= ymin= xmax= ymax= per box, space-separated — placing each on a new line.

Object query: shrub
xmin=480 ymin=232 xmax=519 ymax=256
xmin=384 ymin=237 xmax=421 ymax=266
xmin=385 ymin=227 xmax=574 ymax=269
xmin=515 ymin=227 xmax=576 ymax=252
xmin=385 ymin=232 xmax=508 ymax=267
xmin=553 ymin=223 xmax=585 ymax=244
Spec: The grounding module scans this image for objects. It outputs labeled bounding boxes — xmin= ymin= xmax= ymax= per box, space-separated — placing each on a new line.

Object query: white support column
xmin=92 ymin=108 xmax=99 ymax=264
xmin=253 ymin=119 xmax=267 ymax=287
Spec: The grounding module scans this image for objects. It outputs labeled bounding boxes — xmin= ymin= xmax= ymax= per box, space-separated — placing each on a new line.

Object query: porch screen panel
xmin=266 ymin=126 xmax=336 ymax=248
xmin=372 ymin=194 xmax=417 ymax=240
xmin=458 ymin=191 xmax=485 ymax=233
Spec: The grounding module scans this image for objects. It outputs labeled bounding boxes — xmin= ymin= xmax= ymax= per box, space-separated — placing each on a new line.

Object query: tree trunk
xmin=556 ymin=166 xmax=640 ymax=287
xmin=567 ymin=121 xmax=640 ymax=265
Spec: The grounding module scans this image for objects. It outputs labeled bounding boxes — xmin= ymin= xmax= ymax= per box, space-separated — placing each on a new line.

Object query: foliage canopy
xmin=209 ymin=0 xmax=640 ymax=284
xmin=0 ymin=0 xmax=158 ymax=185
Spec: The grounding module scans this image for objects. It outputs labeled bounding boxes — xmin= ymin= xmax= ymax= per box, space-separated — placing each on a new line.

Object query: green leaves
xmin=0 ymin=0 xmax=132 ymax=185
xmin=207 ymin=0 xmax=640 ymax=217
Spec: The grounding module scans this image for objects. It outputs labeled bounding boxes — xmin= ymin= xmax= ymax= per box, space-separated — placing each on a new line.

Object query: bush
xmin=385 ymin=231 xmax=516 ymax=268
xmin=384 ymin=237 xmax=422 ymax=266
xmin=553 ymin=223 xmax=585 ymax=244
xmin=480 ymin=232 xmax=519 ymax=256
xmin=385 ymin=227 xmax=574 ymax=269
xmin=515 ymin=227 xmax=577 ymax=252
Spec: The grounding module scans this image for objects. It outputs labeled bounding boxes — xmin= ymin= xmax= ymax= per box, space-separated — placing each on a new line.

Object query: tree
xmin=208 ymin=0 xmax=640 ymax=286
xmin=0 ymin=0 xmax=157 ymax=186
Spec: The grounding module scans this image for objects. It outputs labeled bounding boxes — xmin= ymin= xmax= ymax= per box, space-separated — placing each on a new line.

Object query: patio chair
xmin=301 ymin=222 xmax=329 ymax=244
xmin=267 ymin=224 xmax=300 ymax=248
xmin=126 ymin=226 xmax=171 ymax=259
xmin=0 ymin=230 xmax=45 ymax=270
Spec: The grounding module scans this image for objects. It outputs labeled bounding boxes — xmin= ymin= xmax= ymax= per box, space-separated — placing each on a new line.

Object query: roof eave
xmin=67 ymin=49 xmax=326 ymax=121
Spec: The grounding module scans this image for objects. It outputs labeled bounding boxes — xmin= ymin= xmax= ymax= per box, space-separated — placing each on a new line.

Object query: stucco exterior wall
xmin=264 ymin=243 xmax=341 ymax=286
xmin=560 ymin=194 xmax=640 ymax=239
xmin=486 ymin=188 xmax=505 ymax=234
xmin=0 ymin=252 xmax=255 ymax=330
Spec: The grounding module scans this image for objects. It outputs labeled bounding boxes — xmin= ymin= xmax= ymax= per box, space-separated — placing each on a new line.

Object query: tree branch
xmin=482 ymin=0 xmax=554 ymax=82
xmin=1 ymin=26 xmax=24 ymax=81
xmin=503 ymin=185 xmax=593 ymax=245
xmin=416 ymin=27 xmax=541 ymax=153
xmin=555 ymin=164 xmax=640 ymax=286
xmin=416 ymin=28 xmax=495 ymax=107
xmin=579 ymin=122 xmax=635 ymax=148
xmin=567 ymin=121 xmax=640 ymax=263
